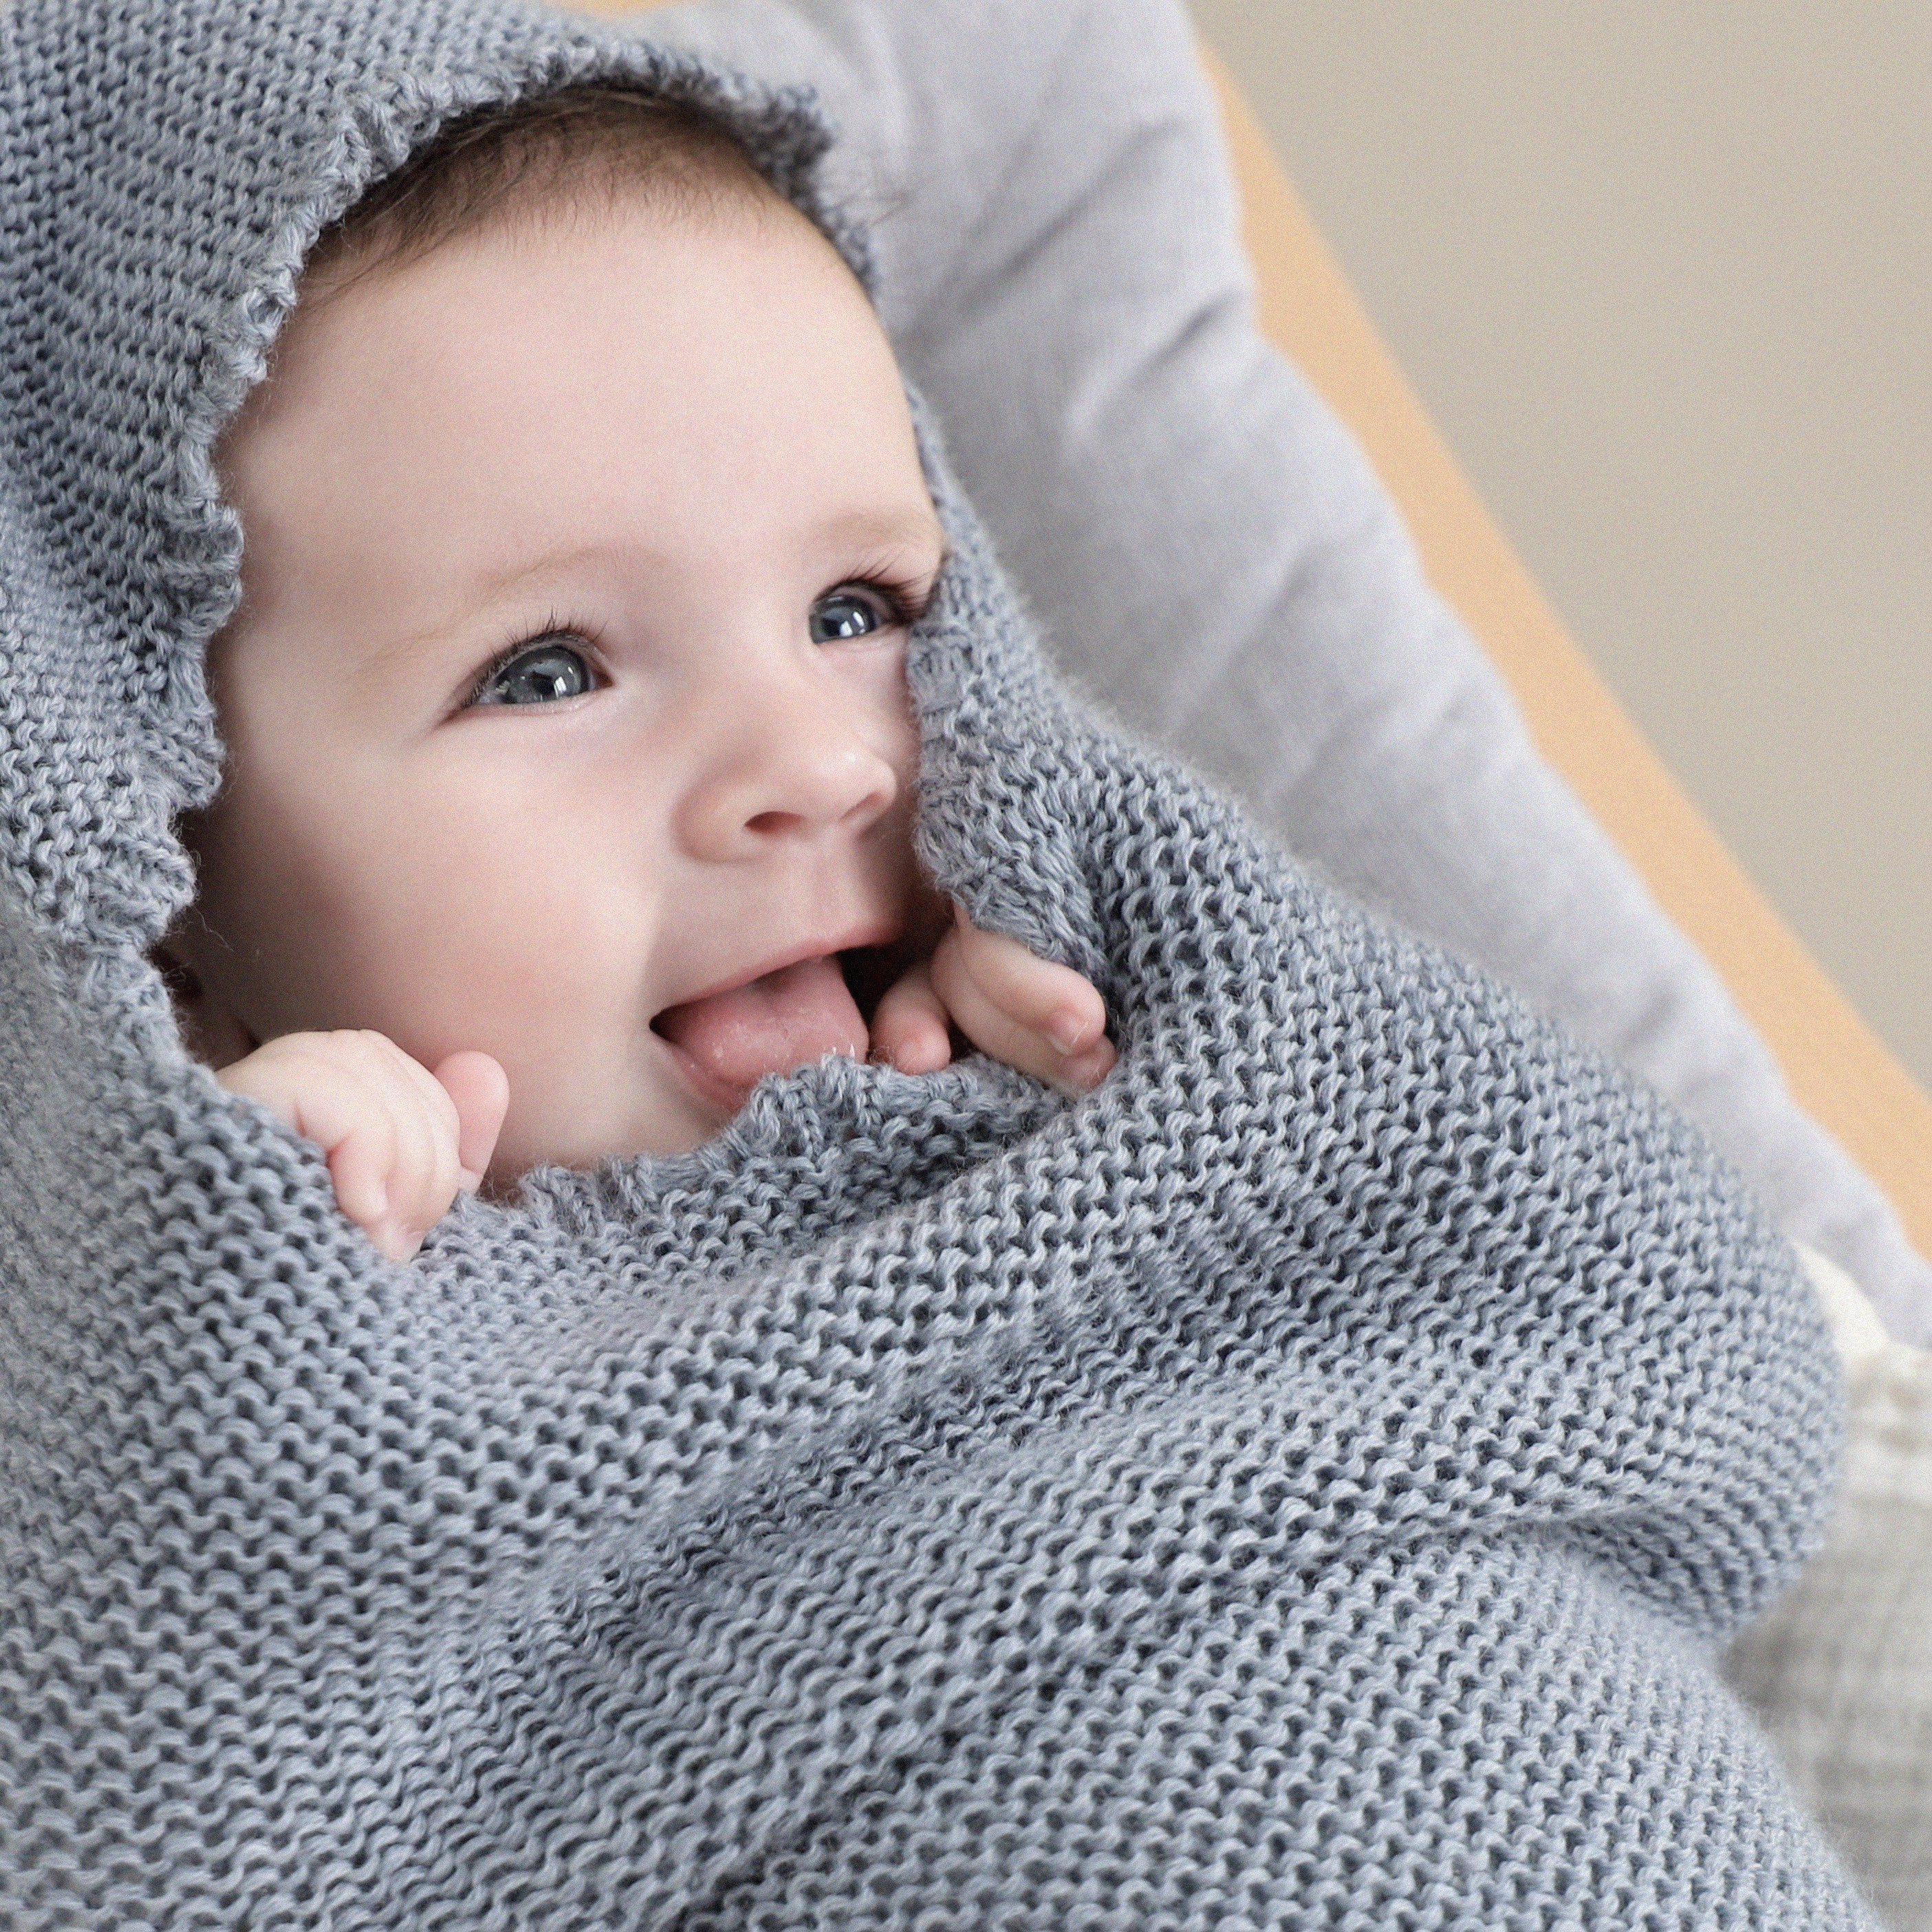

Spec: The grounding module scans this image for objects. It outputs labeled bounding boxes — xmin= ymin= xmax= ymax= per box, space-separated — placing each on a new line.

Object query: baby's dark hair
xmin=310 ymin=83 xmax=780 ymax=285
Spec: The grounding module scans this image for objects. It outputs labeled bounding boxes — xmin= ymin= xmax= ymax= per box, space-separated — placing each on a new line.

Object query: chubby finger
xmin=930 ymin=918 xmax=1115 ymax=1095
xmin=947 ymin=909 xmax=1108 ymax=1056
xmin=377 ymin=1034 xmax=468 ymax=1250
xmin=434 ymin=1050 xmax=510 ymax=1191
xmin=317 ymin=1032 xmax=452 ymax=1261
xmin=868 ymin=959 xmax=954 ymax=1076
xmin=219 ymin=1030 xmax=458 ymax=1261
xmin=219 ymin=1032 xmax=402 ymax=1244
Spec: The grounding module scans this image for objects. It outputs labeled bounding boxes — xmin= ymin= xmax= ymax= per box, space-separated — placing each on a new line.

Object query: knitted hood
xmin=0 ymin=3 xmax=1869 ymax=1927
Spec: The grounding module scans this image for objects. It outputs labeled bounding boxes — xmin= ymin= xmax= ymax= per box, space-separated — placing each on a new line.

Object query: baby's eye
xmin=809 ymin=587 xmax=893 ymax=643
xmin=471 ymin=637 xmax=597 ymax=707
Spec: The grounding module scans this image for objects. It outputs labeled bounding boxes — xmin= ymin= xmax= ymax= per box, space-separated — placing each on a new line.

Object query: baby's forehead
xmin=250 ymin=133 xmax=871 ymax=507
xmin=213 ymin=179 xmax=939 ymax=726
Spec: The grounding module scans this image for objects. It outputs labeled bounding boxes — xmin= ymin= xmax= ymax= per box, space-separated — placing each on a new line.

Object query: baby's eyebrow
xmin=814 ymin=505 xmax=946 ymax=564
xmin=451 ymin=543 xmax=610 ymax=618
xmin=343 ymin=545 xmax=615 ymax=689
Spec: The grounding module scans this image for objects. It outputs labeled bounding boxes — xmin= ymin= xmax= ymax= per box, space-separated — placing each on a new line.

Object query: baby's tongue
xmin=657 ymin=953 xmax=867 ymax=1094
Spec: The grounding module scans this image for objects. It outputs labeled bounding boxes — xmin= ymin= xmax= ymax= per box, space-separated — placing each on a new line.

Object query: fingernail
xmin=1047 ymin=1009 xmax=1092 ymax=1054
xmin=1064 ymin=1042 xmax=1116 ymax=1092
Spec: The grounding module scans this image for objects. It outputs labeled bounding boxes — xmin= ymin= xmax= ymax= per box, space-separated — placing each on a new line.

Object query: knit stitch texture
xmin=0 ymin=2 xmax=1869 ymax=1925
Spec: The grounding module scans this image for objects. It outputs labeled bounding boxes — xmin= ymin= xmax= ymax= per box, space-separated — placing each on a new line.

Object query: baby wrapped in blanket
xmin=0 ymin=1 xmax=1877 ymax=1924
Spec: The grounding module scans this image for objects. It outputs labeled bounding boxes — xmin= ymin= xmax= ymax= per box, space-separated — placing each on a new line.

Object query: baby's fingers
xmin=869 ymin=959 xmax=955 ymax=1076
xmin=433 ymin=1050 xmax=510 ymax=1192
xmin=219 ymin=1030 xmax=463 ymax=1261
xmin=363 ymin=1036 xmax=473 ymax=1255
xmin=932 ymin=912 xmax=1115 ymax=1094
xmin=219 ymin=1032 xmax=400 ymax=1243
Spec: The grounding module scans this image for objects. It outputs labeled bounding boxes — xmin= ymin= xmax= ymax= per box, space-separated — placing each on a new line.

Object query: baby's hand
xmin=871 ymin=905 xmax=1116 ymax=1094
xmin=217 ymin=1031 xmax=510 ymax=1261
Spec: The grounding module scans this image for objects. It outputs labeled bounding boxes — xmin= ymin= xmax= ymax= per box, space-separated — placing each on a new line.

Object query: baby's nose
xmin=676 ymin=681 xmax=902 ymax=859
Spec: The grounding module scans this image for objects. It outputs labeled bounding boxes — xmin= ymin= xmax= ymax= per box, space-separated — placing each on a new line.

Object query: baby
xmin=160 ymin=88 xmax=1116 ymax=1259
xmin=3 ymin=12 xmax=1869 ymax=1922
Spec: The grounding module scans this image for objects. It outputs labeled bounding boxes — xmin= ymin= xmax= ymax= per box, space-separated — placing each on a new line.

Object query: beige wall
xmin=1191 ymin=1 xmax=1931 ymax=1091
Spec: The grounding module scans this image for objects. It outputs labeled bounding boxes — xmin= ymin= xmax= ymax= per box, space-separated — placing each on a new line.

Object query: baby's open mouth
xmin=652 ymin=944 xmax=899 ymax=1098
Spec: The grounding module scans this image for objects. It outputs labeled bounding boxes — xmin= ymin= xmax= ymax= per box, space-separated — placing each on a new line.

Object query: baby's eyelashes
xmin=807 ymin=564 xmax=938 ymax=644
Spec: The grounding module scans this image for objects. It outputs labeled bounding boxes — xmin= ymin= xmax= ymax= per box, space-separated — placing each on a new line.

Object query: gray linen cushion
xmin=1730 ymin=1255 xmax=1932 ymax=1930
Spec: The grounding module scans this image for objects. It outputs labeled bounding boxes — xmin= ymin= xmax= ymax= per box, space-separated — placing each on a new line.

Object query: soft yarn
xmin=0 ymin=2 xmax=1868 ymax=1926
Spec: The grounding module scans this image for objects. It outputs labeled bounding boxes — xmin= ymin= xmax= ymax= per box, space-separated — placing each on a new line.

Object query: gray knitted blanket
xmin=0 ymin=2 xmax=1869 ymax=1925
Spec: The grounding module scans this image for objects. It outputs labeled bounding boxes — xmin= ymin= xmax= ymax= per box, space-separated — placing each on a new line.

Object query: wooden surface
xmin=569 ymin=1 xmax=1932 ymax=1266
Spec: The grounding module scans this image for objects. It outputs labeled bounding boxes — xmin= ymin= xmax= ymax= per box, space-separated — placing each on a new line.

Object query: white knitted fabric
xmin=1729 ymin=1253 xmax=1932 ymax=1930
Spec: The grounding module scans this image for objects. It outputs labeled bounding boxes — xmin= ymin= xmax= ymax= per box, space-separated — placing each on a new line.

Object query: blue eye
xmin=809 ymin=588 xmax=890 ymax=643
xmin=473 ymin=638 xmax=595 ymax=706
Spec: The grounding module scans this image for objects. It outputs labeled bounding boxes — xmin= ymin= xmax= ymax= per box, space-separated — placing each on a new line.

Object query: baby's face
xmin=177 ymin=189 xmax=947 ymax=1175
